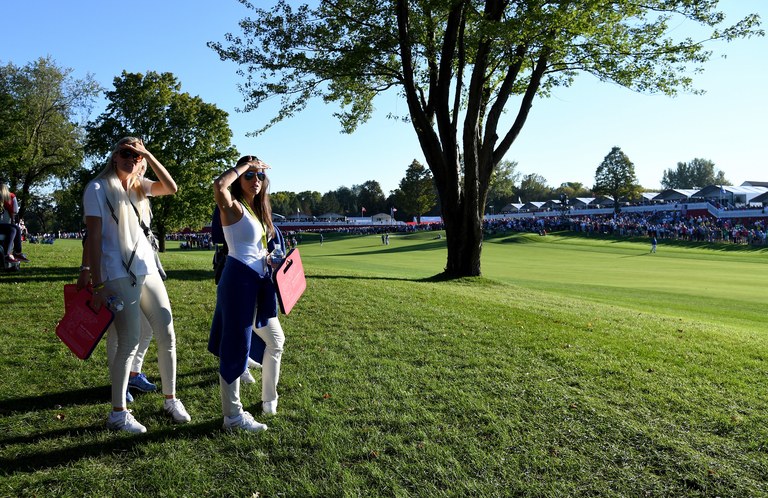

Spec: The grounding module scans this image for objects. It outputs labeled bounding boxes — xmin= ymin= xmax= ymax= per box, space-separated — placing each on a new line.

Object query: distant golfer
xmin=650 ymin=235 xmax=657 ymax=253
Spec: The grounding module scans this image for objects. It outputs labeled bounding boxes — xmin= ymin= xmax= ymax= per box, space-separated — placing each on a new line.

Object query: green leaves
xmin=85 ymin=71 xmax=238 ymax=241
xmin=593 ymin=146 xmax=641 ymax=209
xmin=0 ymin=57 xmax=101 ymax=221
xmin=210 ymin=0 xmax=762 ymax=276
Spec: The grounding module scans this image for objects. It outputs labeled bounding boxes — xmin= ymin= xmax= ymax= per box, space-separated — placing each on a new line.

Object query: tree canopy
xmin=593 ymin=146 xmax=641 ymax=212
xmin=486 ymin=160 xmax=520 ymax=213
xmin=392 ymin=159 xmax=437 ymax=222
xmin=85 ymin=71 xmax=238 ymax=248
xmin=210 ymin=0 xmax=762 ymax=276
xmin=0 ymin=56 xmax=101 ymax=220
xmin=661 ymin=158 xmax=730 ymax=189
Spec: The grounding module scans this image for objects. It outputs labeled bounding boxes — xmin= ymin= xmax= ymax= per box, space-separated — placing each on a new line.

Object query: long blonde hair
xmin=0 ymin=183 xmax=10 ymax=204
xmin=95 ymin=137 xmax=151 ymax=222
xmin=90 ymin=137 xmax=151 ymax=276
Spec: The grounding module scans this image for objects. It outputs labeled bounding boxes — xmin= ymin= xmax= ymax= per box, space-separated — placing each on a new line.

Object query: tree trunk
xmin=439 ymin=187 xmax=482 ymax=278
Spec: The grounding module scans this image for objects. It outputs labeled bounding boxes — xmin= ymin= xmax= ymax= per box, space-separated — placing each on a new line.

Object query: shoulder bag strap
xmin=103 ymin=188 xmax=140 ymax=286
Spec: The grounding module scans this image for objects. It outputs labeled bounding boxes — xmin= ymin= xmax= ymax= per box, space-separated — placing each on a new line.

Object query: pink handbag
xmin=274 ymin=248 xmax=306 ymax=314
xmin=56 ymin=284 xmax=114 ymax=359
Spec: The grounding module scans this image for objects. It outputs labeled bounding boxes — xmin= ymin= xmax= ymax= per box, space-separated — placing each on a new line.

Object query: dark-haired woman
xmin=209 ymin=156 xmax=286 ymax=432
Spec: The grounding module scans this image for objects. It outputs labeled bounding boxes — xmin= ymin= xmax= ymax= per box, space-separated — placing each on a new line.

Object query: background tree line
xmin=0 ymin=56 xmax=737 ymax=238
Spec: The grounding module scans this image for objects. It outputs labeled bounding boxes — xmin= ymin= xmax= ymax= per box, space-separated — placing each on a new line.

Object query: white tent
xmin=692 ymin=185 xmax=768 ymax=205
xmin=652 ymin=189 xmax=700 ymax=202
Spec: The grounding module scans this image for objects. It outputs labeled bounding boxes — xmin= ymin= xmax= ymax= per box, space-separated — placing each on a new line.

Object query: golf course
xmin=1 ymin=230 xmax=767 ymax=497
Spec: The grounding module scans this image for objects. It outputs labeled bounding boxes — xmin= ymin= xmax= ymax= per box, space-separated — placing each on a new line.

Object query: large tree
xmin=85 ymin=71 xmax=238 ymax=249
xmin=661 ymin=158 xmax=730 ymax=189
xmin=271 ymin=190 xmax=299 ymax=216
xmin=0 ymin=57 xmax=101 ymax=220
xmin=210 ymin=0 xmax=761 ymax=277
xmin=592 ymin=146 xmax=641 ymax=213
xmin=393 ymin=159 xmax=437 ymax=222
xmin=518 ymin=172 xmax=551 ymax=202
xmin=353 ymin=180 xmax=386 ymax=215
xmin=486 ymin=159 xmax=520 ymax=214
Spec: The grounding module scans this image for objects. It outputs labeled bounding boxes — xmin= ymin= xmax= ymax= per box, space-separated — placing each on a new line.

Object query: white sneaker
xmin=164 ymin=398 xmax=192 ymax=423
xmin=223 ymin=411 xmax=268 ymax=433
xmin=106 ymin=410 xmax=147 ymax=434
xmin=247 ymin=358 xmax=262 ymax=369
xmin=262 ymin=400 xmax=278 ymax=415
xmin=240 ymin=369 xmax=256 ymax=384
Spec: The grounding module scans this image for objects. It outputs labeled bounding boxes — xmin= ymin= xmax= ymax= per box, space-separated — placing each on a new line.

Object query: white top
xmin=222 ymin=204 xmax=268 ymax=276
xmin=83 ymin=178 xmax=158 ymax=282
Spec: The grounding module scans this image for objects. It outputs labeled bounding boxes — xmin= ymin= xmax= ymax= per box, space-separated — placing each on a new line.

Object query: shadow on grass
xmin=319 ymin=239 xmax=447 ymax=258
xmin=0 ymin=385 xmax=111 ymax=415
xmin=0 ymin=266 xmax=218 ymax=284
xmin=0 ymin=369 xmax=217 ymax=416
xmin=309 ymin=273 xmax=455 ymax=283
xmin=0 ymin=266 xmax=77 ymax=283
xmin=0 ymin=418 xmax=225 ymax=475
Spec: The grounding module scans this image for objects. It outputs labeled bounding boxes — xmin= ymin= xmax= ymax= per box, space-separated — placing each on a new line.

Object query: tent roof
xmin=591 ymin=196 xmax=615 ymax=206
xmin=652 ymin=189 xmax=700 ymax=201
xmin=741 ymin=181 xmax=768 ymax=188
xmin=318 ymin=212 xmax=346 ymax=219
xmin=522 ymin=201 xmax=546 ymax=209
xmin=693 ymin=185 xmax=768 ymax=200
xmin=572 ymin=197 xmax=595 ymax=205
xmin=500 ymin=203 xmax=524 ymax=212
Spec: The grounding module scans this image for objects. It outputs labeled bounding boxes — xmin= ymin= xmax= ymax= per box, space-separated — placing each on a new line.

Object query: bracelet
xmin=92 ymin=282 xmax=105 ymax=290
xmin=230 ymin=167 xmax=240 ymax=178
xmin=80 ymin=265 xmax=90 ymax=272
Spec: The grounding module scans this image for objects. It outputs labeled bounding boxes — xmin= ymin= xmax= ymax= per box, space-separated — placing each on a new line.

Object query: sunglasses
xmin=243 ymin=171 xmax=266 ymax=181
xmin=118 ymin=149 xmax=142 ymax=160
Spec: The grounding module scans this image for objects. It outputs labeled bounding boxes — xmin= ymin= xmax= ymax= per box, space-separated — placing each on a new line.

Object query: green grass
xmin=1 ymin=232 xmax=768 ymax=496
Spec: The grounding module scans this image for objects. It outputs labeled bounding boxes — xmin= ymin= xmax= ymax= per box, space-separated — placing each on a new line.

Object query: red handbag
xmin=56 ymin=284 xmax=114 ymax=359
xmin=274 ymin=248 xmax=306 ymax=314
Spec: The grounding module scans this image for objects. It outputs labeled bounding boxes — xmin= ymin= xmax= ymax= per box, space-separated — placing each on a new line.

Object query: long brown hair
xmin=230 ymin=155 xmax=274 ymax=239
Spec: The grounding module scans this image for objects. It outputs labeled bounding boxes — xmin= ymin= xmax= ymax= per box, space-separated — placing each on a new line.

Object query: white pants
xmin=107 ymin=273 xmax=176 ymax=408
xmin=220 ymin=316 xmax=284 ymax=417
xmin=107 ymin=313 xmax=153 ymax=373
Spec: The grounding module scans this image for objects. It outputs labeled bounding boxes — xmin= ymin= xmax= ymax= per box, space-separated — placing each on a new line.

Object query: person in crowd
xmin=1 ymin=182 xmax=30 ymax=263
xmin=209 ymin=155 xmax=286 ymax=433
xmin=81 ymin=136 xmax=190 ymax=433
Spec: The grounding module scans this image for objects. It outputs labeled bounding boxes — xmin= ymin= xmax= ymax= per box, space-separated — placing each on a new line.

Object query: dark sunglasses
xmin=118 ymin=149 xmax=142 ymax=159
xmin=243 ymin=171 xmax=266 ymax=181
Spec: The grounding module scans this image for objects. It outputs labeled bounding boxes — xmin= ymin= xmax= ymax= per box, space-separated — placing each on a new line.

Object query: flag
xmin=361 ymin=207 xmax=366 ymax=213
xmin=392 ymin=207 xmax=397 ymax=212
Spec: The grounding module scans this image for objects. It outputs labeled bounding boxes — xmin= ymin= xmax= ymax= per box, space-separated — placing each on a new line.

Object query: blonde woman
xmin=82 ymin=137 xmax=190 ymax=433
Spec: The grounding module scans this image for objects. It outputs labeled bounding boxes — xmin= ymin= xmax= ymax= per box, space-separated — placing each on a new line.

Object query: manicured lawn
xmin=1 ymin=232 xmax=767 ymax=496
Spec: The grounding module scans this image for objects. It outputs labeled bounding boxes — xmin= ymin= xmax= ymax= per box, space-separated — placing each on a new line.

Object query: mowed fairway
xmin=1 ymin=232 xmax=767 ymax=497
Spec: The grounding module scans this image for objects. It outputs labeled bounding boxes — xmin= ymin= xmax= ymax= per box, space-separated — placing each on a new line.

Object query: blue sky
xmin=2 ymin=0 xmax=766 ymax=195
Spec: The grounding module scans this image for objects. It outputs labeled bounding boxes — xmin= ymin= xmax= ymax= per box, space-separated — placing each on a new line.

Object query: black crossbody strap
xmin=102 ymin=186 xmax=139 ymax=286
xmin=128 ymin=198 xmax=158 ymax=252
